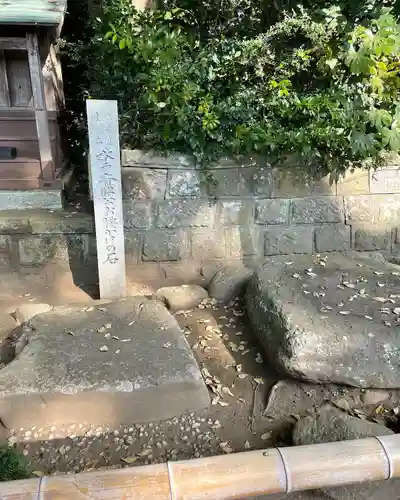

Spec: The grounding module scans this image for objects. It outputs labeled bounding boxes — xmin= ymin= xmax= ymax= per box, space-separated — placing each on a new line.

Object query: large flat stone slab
xmin=0 ymin=297 xmax=209 ymax=431
xmin=246 ymin=252 xmax=400 ymax=388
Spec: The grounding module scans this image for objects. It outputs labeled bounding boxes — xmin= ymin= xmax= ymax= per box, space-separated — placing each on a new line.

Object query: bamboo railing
xmin=1 ymin=435 xmax=399 ymax=499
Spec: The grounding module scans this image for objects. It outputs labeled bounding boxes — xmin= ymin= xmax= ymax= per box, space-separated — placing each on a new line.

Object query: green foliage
xmin=62 ymin=0 xmax=400 ymax=176
xmin=0 ymin=446 xmax=30 ymax=482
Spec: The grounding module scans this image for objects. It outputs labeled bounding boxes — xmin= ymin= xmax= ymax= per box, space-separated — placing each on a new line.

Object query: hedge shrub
xmin=62 ymin=0 xmax=400 ymax=177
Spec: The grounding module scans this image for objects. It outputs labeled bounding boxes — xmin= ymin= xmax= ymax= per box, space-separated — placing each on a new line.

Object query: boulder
xmin=154 ymin=285 xmax=208 ymax=311
xmin=264 ymin=380 xmax=362 ymax=422
xmin=293 ymin=405 xmax=393 ymax=445
xmin=0 ymin=297 xmax=209 ymax=432
xmin=208 ymin=264 xmax=254 ymax=302
xmin=200 ymin=262 xmax=223 ymax=282
xmin=293 ymin=405 xmax=400 ymax=500
xmin=246 ymin=253 xmax=400 ymax=388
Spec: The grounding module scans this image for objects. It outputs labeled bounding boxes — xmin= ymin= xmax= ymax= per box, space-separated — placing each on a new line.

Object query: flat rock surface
xmin=293 ymin=405 xmax=400 ymax=500
xmin=15 ymin=303 xmax=52 ymax=324
xmin=0 ymin=297 xmax=209 ymax=430
xmin=246 ymin=253 xmax=400 ymax=388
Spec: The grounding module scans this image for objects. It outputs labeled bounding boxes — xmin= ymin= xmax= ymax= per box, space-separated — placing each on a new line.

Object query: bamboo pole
xmin=1 ymin=435 xmax=399 ymax=499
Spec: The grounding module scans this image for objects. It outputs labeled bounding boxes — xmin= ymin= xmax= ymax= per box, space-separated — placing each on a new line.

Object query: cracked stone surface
xmin=246 ymin=252 xmax=400 ymax=388
xmin=0 ymin=297 xmax=209 ymax=430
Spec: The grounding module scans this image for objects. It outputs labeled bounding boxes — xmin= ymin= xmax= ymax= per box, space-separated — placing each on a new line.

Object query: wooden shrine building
xmin=0 ymin=0 xmax=67 ymax=207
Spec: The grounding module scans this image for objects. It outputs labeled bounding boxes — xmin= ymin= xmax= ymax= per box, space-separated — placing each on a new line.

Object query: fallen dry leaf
xmin=139 ymin=449 xmax=152 ymax=457
xmin=222 ymin=386 xmax=235 ymax=397
xmin=121 ymin=456 xmax=138 ymax=464
xmin=260 ymin=432 xmax=272 ymax=441
xmin=219 ymin=442 xmax=233 ymax=454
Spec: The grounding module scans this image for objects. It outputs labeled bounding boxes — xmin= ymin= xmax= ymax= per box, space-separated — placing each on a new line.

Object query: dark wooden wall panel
xmin=6 ymin=50 xmax=33 ymax=107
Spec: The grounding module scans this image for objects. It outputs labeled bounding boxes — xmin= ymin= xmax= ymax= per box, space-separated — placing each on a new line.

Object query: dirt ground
xmin=0 ymin=267 xmax=399 ymax=499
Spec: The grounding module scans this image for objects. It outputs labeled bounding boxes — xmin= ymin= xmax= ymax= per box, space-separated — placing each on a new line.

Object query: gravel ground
xmin=1 ymin=270 xmax=399 ymax=500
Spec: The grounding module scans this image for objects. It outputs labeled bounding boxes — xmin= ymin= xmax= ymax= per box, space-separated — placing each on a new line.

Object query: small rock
xmin=154 ymin=285 xmax=208 ymax=312
xmin=208 ymin=265 xmax=254 ymax=302
xmin=293 ymin=404 xmax=400 ymax=500
xmin=362 ymin=390 xmax=390 ymax=406
xmin=200 ymin=262 xmax=224 ymax=283
xmin=15 ymin=304 xmax=52 ymax=324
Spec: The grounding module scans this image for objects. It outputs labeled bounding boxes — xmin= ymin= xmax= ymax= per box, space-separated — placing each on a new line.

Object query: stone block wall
xmin=0 ymin=152 xmax=399 ymax=279
xmin=120 ymin=150 xmax=400 ymax=264
xmin=0 ymin=211 xmax=94 ymax=272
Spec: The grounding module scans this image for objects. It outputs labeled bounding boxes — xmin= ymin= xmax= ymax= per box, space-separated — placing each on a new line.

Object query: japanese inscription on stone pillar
xmin=86 ymin=100 xmax=126 ymax=299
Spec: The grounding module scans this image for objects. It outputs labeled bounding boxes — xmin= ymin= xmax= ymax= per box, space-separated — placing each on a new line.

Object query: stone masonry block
xmin=0 ymin=190 xmax=62 ymax=210
xmin=167 ymin=170 xmax=201 ymax=198
xmin=345 ymin=196 xmax=378 ymax=224
xmin=370 ymin=168 xmax=400 ymax=194
xmin=315 ymin=224 xmax=350 ymax=252
xmin=18 ymin=236 xmax=57 ymax=266
xmin=255 ymin=199 xmax=289 ymax=225
xmin=0 ymin=214 xmax=30 ymax=234
xmin=122 ymin=167 xmax=167 ymax=200
xmin=29 ymin=212 xmax=94 ymax=234
xmin=352 ymin=226 xmax=391 ymax=251
xmin=0 ymin=211 xmax=93 ymax=235
xmin=225 ymin=226 xmax=262 ymax=258
xmin=252 ymin=167 xmax=274 ymax=197
xmin=272 ymin=168 xmax=336 ymax=198
xmin=122 ymin=149 xmax=194 ymax=168
xmin=18 ymin=236 xmax=85 ymax=267
xmin=208 ymin=168 xmax=253 ymax=197
xmin=143 ymin=230 xmax=186 ymax=261
xmin=219 ymin=200 xmax=254 ymax=226
xmin=125 ymin=231 xmax=143 ymax=265
xmin=264 ymin=225 xmax=314 ymax=255
xmin=123 ymin=201 xmax=151 ymax=229
xmin=191 ymin=229 xmax=226 ymax=260
xmin=155 ymin=200 xmax=215 ymax=228
xmin=0 ymin=235 xmax=10 ymax=267
xmin=291 ymin=197 xmax=344 ymax=224
xmin=345 ymin=195 xmax=400 ymax=225
xmin=337 ymin=170 xmax=369 ymax=195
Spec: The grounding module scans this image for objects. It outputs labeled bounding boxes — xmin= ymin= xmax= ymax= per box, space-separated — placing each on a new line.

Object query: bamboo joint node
xmin=374 ymin=436 xmax=393 ymax=480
